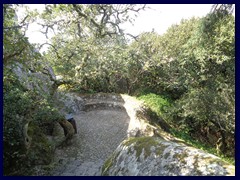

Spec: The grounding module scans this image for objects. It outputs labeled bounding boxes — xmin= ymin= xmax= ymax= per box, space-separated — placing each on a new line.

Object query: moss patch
xmin=123 ymin=137 xmax=167 ymax=159
xmin=172 ymin=149 xmax=188 ymax=164
xmin=102 ymin=137 xmax=168 ymax=175
xmin=101 ymin=151 xmax=120 ymax=176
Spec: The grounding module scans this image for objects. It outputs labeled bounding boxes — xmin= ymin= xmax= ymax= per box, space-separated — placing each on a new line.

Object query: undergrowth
xmin=137 ymin=92 xmax=235 ymax=165
xmin=137 ymin=93 xmax=172 ymax=118
xmin=170 ymin=129 xmax=235 ymax=165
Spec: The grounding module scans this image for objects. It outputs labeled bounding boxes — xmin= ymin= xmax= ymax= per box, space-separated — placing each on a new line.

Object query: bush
xmin=137 ymin=93 xmax=172 ymax=121
xmin=3 ymin=71 xmax=63 ymax=175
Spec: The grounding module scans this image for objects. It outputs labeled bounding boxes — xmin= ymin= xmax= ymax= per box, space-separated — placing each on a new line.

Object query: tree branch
xmin=4 ymin=47 xmax=26 ymax=64
xmin=72 ymin=4 xmax=101 ymax=29
xmin=39 ymin=43 xmax=61 ymax=59
xmin=126 ymin=33 xmax=139 ymax=41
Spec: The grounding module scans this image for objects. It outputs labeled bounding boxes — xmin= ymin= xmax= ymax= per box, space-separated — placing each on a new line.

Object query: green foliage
xmin=3 ymin=5 xmax=63 ymax=175
xmin=25 ymin=122 xmax=55 ymax=165
xmin=34 ymin=98 xmax=63 ymax=123
xmin=38 ymin=4 xmax=147 ymax=93
xmin=42 ymin=4 xmax=235 ymax=157
xmin=170 ymin=129 xmax=235 ymax=165
xmin=159 ymin=18 xmax=200 ymax=59
xmin=137 ymin=93 xmax=172 ymax=118
xmin=122 ymin=22 xmax=203 ymax=97
xmin=137 ymin=92 xmax=234 ymax=164
xmin=3 ymin=69 xmax=62 ymax=175
xmin=132 ymin=12 xmax=234 ymax=157
xmin=3 ymin=5 xmax=41 ymax=65
xmin=170 ymin=13 xmax=235 ymax=156
xmin=3 ymin=72 xmax=31 ymax=173
xmin=3 ymin=4 xmax=235 ymax=173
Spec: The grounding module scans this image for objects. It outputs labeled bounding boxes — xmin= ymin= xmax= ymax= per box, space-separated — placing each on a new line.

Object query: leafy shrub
xmin=3 ymin=72 xmax=35 ymax=174
xmin=137 ymin=93 xmax=172 ymax=120
xmin=3 ymin=70 xmax=63 ymax=175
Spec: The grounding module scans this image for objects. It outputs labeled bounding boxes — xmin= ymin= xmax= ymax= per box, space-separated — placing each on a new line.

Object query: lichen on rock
xmin=101 ymin=137 xmax=235 ymax=176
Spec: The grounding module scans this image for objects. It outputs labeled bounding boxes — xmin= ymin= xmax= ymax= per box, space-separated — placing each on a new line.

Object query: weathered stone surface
xmin=8 ymin=63 xmax=86 ymax=173
xmin=121 ymin=95 xmax=156 ymax=137
xmin=11 ymin=62 xmax=85 ymax=115
xmin=57 ymin=92 xmax=85 ymax=114
xmin=13 ymin=62 xmax=76 ymax=116
xmin=11 ymin=62 xmax=55 ymax=95
xmin=101 ymin=137 xmax=235 ymax=176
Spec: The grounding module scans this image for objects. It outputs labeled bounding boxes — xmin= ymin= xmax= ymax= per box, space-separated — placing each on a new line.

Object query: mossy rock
xmin=101 ymin=137 xmax=235 ymax=176
xmin=122 ymin=137 xmax=166 ymax=158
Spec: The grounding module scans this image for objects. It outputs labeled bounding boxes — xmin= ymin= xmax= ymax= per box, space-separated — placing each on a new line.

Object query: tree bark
xmin=59 ymin=120 xmax=75 ymax=141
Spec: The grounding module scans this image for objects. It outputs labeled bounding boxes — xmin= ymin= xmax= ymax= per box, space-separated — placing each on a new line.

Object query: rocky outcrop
xmin=10 ymin=62 xmax=84 ymax=115
xmin=26 ymin=92 xmax=235 ymax=176
xmin=101 ymin=137 xmax=235 ymax=176
xmin=57 ymin=92 xmax=85 ymax=114
xmin=121 ymin=95 xmax=156 ymax=137
xmin=38 ymin=93 xmax=158 ymax=176
xmin=11 ymin=62 xmax=55 ymax=95
xmin=6 ymin=62 xmax=84 ymax=174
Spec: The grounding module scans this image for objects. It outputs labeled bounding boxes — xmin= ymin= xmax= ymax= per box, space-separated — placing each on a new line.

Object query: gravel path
xmin=50 ymin=106 xmax=130 ymax=176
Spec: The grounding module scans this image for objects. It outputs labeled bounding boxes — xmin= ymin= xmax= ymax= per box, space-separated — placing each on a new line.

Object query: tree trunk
xmin=218 ymin=130 xmax=227 ymax=153
xmin=59 ymin=120 xmax=75 ymax=141
xmin=210 ymin=119 xmax=227 ymax=154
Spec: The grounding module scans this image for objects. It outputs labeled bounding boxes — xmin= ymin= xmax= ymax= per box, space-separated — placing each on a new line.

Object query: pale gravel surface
xmin=50 ymin=107 xmax=130 ymax=176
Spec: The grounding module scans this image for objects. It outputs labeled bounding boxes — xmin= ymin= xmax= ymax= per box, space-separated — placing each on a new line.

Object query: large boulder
xmin=10 ymin=62 xmax=84 ymax=115
xmin=11 ymin=62 xmax=55 ymax=95
xmin=57 ymin=92 xmax=85 ymax=114
xmin=101 ymin=137 xmax=235 ymax=176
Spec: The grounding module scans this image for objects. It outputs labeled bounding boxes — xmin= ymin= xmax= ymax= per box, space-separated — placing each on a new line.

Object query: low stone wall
xmin=80 ymin=93 xmax=157 ymax=138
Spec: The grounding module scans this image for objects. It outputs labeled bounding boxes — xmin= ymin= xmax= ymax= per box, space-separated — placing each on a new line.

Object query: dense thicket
xmin=3 ymin=4 xmax=235 ymax=174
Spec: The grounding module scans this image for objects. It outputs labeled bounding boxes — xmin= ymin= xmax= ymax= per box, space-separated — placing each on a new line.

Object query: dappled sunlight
xmin=4 ymin=4 xmax=235 ymax=175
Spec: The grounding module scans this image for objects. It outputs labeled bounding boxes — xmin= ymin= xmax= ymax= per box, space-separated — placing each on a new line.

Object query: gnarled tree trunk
xmin=59 ymin=120 xmax=75 ymax=143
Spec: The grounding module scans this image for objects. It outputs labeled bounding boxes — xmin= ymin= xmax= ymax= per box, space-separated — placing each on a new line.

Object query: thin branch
xmin=4 ymin=15 xmax=30 ymax=30
xmin=39 ymin=43 xmax=61 ymax=59
xmin=20 ymin=15 xmax=30 ymax=24
xmin=126 ymin=33 xmax=139 ymax=41
xmin=72 ymin=4 xmax=100 ymax=28
xmin=4 ymin=47 xmax=26 ymax=64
